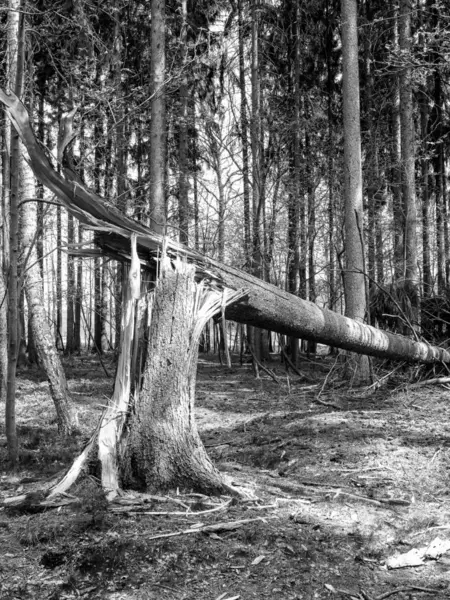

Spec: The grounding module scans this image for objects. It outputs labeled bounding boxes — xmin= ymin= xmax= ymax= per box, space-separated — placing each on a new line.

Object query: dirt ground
xmin=1 ymin=353 xmax=450 ymax=600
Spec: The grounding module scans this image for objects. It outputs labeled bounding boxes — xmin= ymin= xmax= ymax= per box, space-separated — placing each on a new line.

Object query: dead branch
xmin=409 ymin=376 xmax=450 ymax=389
xmin=141 ymin=517 xmax=274 ymax=541
xmin=246 ymin=340 xmax=280 ymax=384
xmin=374 ymin=587 xmax=439 ymax=600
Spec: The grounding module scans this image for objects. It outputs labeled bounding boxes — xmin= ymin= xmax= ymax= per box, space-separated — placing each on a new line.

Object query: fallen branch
xmin=374 ymin=587 xmax=439 ymax=600
xmin=330 ymin=489 xmax=410 ymax=507
xmin=409 ymin=376 xmax=450 ymax=389
xmin=314 ymin=397 xmax=343 ymax=410
xmin=142 ymin=517 xmax=274 ymax=541
xmin=111 ymin=498 xmax=232 ymax=517
xmin=246 ymin=341 xmax=280 ymax=384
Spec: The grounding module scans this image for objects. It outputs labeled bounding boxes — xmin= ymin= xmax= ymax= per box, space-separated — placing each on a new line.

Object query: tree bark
xmin=341 ymin=0 xmax=371 ymax=384
xmin=390 ymin=3 xmax=404 ymax=281
xmin=66 ymin=213 xmax=75 ymax=353
xmin=149 ymin=0 xmax=166 ymax=234
xmin=178 ymin=0 xmax=189 ymax=244
xmin=399 ymin=0 xmax=419 ymax=324
xmin=325 ymin=0 xmax=336 ymax=311
xmin=125 ymin=259 xmax=242 ymax=493
xmin=5 ymin=0 xmax=24 ymax=465
xmin=49 ymin=248 xmax=245 ymax=499
xmin=237 ymin=0 xmax=251 ymax=266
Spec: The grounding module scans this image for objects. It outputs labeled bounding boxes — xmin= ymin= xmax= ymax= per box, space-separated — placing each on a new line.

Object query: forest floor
xmin=1 ymin=352 xmax=450 ymax=600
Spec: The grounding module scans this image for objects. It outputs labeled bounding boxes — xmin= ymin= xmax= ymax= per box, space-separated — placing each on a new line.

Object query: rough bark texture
xmin=125 ymin=259 xmax=241 ymax=493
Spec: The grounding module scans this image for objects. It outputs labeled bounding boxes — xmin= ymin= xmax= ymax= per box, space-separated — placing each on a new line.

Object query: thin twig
xmin=316 ymin=353 xmax=340 ymax=398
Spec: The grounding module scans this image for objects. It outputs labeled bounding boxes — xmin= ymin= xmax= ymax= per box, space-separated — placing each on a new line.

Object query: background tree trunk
xmin=341 ymin=0 xmax=371 ymax=385
xmin=178 ymin=0 xmax=189 ymax=244
xmin=149 ymin=0 xmax=166 ymax=234
xmin=6 ymin=0 xmax=24 ymax=464
xmin=21 ymin=162 xmax=77 ymax=434
xmin=237 ymin=0 xmax=251 ymax=267
xmin=399 ymin=0 xmax=419 ymax=327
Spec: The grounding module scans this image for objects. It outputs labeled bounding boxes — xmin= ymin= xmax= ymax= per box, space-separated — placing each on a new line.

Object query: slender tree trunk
xmin=192 ymin=109 xmax=200 ymax=252
xmin=216 ymin=156 xmax=225 ymax=264
xmin=0 ymin=265 xmax=7 ymax=404
xmin=21 ymin=162 xmax=77 ymax=434
xmin=93 ymin=258 xmax=102 ymax=353
xmin=93 ymin=109 xmax=104 ymax=353
xmin=434 ymin=68 xmax=445 ymax=294
xmin=326 ymin=0 xmax=336 ymax=310
xmin=237 ymin=0 xmax=251 ymax=267
xmin=66 ymin=213 xmax=75 ymax=352
xmin=36 ymin=88 xmax=45 ymax=278
xmin=364 ymin=0 xmax=376 ymax=282
xmin=178 ymin=0 xmax=189 ymax=244
xmin=149 ymin=0 xmax=166 ymax=234
xmin=249 ymin=0 xmax=263 ymax=364
xmin=112 ymin=12 xmax=126 ymax=346
xmin=56 ymin=205 xmax=63 ymax=349
xmin=341 ymin=0 xmax=371 ymax=385
xmin=419 ymin=85 xmax=431 ymax=296
xmin=399 ymin=0 xmax=419 ymax=326
xmin=391 ymin=3 xmax=404 ymax=281
xmin=6 ymin=0 xmax=24 ymax=464
xmin=101 ymin=259 xmax=110 ymax=352
xmin=74 ymin=224 xmax=83 ymax=352
xmin=286 ymin=0 xmax=301 ymax=364
xmin=0 ymin=117 xmax=7 ymax=401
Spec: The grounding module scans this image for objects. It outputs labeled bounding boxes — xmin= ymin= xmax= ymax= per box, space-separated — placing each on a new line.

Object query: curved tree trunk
xmin=21 ymin=163 xmax=78 ymax=435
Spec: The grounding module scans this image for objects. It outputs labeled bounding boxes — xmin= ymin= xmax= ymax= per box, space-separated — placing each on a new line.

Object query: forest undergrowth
xmin=1 ymin=353 xmax=450 ymax=600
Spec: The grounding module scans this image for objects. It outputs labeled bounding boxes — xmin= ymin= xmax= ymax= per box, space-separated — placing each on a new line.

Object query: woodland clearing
xmin=1 ymin=353 xmax=450 ymax=600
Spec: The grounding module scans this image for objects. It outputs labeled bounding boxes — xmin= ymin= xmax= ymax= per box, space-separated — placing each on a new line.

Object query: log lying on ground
xmin=1 ymin=88 xmax=450 ymax=366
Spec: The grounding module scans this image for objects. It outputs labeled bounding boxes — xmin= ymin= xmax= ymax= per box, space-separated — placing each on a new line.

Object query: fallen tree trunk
xmin=1 ymin=88 xmax=449 ymax=366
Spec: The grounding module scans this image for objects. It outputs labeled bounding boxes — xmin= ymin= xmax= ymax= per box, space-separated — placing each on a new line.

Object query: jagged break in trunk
xmin=49 ymin=242 xmax=245 ymax=499
xmin=125 ymin=257 xmax=241 ymax=493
